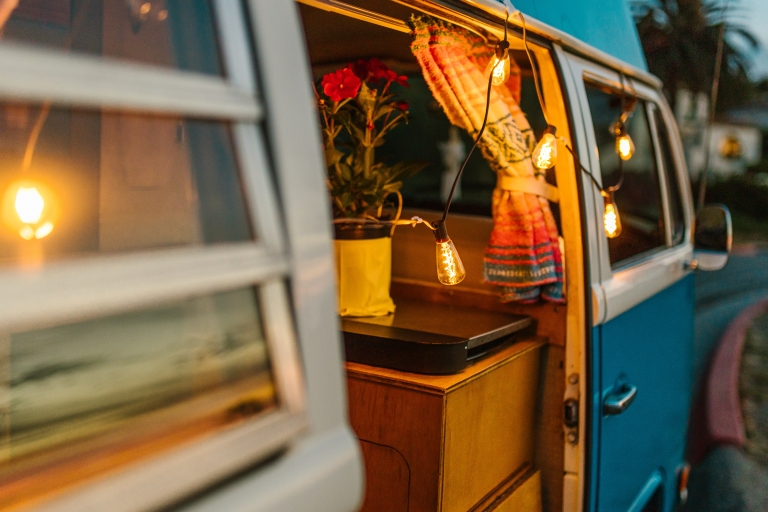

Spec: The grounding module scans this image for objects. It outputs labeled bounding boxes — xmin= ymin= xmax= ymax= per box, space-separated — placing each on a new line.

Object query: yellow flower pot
xmin=334 ymin=225 xmax=395 ymax=317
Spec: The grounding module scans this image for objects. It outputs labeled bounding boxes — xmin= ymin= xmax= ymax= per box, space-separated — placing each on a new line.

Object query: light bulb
xmin=616 ymin=133 xmax=635 ymax=161
xmin=603 ymin=191 xmax=622 ymax=238
xmin=487 ymin=53 xmax=510 ymax=86
xmin=532 ymin=126 xmax=558 ymax=170
xmin=433 ymin=221 xmax=466 ymax=285
xmin=15 ymin=186 xmax=45 ymax=224
xmin=611 ymin=121 xmax=635 ymax=161
xmin=485 ymin=41 xmax=511 ymax=86
xmin=2 ymin=180 xmax=58 ymax=240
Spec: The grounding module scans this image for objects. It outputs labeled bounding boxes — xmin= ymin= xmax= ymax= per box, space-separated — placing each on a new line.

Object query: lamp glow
xmin=487 ymin=54 xmax=511 ymax=86
xmin=485 ymin=40 xmax=511 ymax=86
xmin=532 ymin=126 xmax=558 ymax=170
xmin=602 ymin=191 xmax=622 ymax=238
xmin=611 ymin=121 xmax=635 ymax=161
xmin=15 ymin=186 xmax=45 ymax=224
xmin=616 ymin=133 xmax=635 ymax=161
xmin=433 ymin=221 xmax=466 ymax=285
xmin=2 ymin=180 xmax=59 ymax=240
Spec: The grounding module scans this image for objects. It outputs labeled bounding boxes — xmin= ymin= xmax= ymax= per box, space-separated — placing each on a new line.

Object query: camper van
xmin=0 ymin=1 xmax=730 ymax=512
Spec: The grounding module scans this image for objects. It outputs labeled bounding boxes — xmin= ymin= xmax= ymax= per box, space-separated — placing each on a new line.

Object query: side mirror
xmin=692 ymin=204 xmax=732 ymax=271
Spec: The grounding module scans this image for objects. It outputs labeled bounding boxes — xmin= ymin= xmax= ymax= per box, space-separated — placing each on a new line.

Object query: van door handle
xmin=603 ymin=384 xmax=637 ymax=415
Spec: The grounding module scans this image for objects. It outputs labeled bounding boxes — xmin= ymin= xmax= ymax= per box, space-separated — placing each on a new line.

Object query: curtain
xmin=410 ymin=16 xmax=564 ymax=303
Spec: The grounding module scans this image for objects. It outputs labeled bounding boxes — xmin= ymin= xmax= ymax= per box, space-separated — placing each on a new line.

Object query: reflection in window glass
xmin=0 ymin=0 xmax=223 ymax=76
xmin=0 ymin=288 xmax=275 ymax=507
xmin=0 ymin=103 xmax=253 ymax=265
xmin=653 ymin=106 xmax=686 ymax=246
xmin=585 ymin=83 xmax=666 ymax=267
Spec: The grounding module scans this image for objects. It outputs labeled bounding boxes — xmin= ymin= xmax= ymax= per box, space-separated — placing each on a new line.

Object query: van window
xmin=2 ymin=287 xmax=275 ymax=509
xmin=585 ymin=83 xmax=666 ymax=267
xmin=0 ymin=3 xmax=305 ymax=509
xmin=0 ymin=103 xmax=253 ymax=266
xmin=652 ymin=106 xmax=686 ymax=246
xmin=1 ymin=0 xmax=223 ymax=76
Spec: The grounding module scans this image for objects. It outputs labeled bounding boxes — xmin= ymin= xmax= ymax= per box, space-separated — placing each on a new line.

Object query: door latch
xmin=564 ymin=398 xmax=579 ymax=428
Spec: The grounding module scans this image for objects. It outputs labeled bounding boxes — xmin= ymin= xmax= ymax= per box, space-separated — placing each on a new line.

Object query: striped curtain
xmin=410 ymin=16 xmax=564 ymax=303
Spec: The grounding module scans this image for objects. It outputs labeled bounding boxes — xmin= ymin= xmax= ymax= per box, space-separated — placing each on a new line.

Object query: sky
xmin=724 ymin=0 xmax=768 ymax=80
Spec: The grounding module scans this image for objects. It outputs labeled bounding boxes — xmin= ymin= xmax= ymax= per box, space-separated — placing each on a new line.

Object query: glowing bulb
xmin=2 ymin=180 xmax=59 ymax=241
xmin=532 ymin=127 xmax=558 ymax=170
xmin=616 ymin=133 xmax=635 ymax=161
xmin=603 ymin=192 xmax=622 ymax=238
xmin=15 ymin=186 xmax=44 ymax=224
xmin=487 ymin=54 xmax=511 ymax=86
xmin=485 ymin=41 xmax=511 ymax=86
xmin=533 ymin=133 xmax=557 ymax=169
xmin=433 ymin=221 xmax=466 ymax=285
xmin=140 ymin=2 xmax=151 ymax=15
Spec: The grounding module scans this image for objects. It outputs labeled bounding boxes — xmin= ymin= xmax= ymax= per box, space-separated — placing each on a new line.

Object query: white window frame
xmin=0 ymin=2 xmax=307 ymax=511
xmin=562 ymin=54 xmax=695 ymax=325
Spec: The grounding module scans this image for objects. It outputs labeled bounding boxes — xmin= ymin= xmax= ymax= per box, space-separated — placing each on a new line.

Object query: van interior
xmin=298 ymin=1 xmax=587 ymax=510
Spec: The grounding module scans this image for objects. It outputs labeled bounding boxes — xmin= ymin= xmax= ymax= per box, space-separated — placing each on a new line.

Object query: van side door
xmin=558 ymin=52 xmax=695 ymax=512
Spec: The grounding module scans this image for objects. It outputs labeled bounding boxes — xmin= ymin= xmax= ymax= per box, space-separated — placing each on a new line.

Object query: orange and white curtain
xmin=410 ymin=16 xmax=564 ymax=303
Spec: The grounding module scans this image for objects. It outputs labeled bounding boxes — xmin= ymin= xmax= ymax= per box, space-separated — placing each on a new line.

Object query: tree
xmin=633 ymin=0 xmax=758 ymax=113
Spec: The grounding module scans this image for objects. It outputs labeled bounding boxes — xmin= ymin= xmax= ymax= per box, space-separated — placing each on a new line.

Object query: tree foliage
xmin=633 ymin=0 xmax=759 ymax=112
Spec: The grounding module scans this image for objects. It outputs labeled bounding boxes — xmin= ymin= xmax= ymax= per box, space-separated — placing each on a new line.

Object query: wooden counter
xmin=347 ymin=337 xmax=546 ymax=512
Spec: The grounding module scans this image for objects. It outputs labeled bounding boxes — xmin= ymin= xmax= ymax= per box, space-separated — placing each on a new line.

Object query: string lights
xmin=519 ymin=7 xmax=638 ymax=239
xmin=1 ymin=103 xmax=59 ymax=241
xmin=334 ymin=2 xmax=638 ymax=285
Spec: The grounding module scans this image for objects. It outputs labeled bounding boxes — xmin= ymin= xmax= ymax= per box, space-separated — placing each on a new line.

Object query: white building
xmin=674 ymin=89 xmax=764 ymax=180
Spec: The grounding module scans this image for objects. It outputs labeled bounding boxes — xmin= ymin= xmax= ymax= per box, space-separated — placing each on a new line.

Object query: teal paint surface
xmin=590 ymin=276 xmax=695 ymax=511
xmin=502 ymin=0 xmax=648 ymax=70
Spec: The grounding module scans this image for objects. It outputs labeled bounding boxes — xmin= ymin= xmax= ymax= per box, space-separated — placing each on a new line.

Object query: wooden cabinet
xmin=346 ymin=338 xmax=545 ymax=512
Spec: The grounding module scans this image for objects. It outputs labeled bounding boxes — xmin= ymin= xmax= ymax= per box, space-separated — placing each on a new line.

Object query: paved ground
xmin=685 ymin=252 xmax=768 ymax=512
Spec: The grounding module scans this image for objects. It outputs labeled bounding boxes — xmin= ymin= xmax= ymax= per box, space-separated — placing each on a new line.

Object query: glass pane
xmin=653 ymin=106 xmax=686 ymax=246
xmin=0 ymin=102 xmax=253 ymax=265
xmin=0 ymin=288 xmax=276 ymax=508
xmin=0 ymin=0 xmax=223 ymax=76
xmin=585 ymin=83 xmax=666 ymax=267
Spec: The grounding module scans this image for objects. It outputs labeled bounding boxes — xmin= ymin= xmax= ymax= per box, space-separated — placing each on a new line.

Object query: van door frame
xmin=557 ymin=50 xmax=696 ymax=512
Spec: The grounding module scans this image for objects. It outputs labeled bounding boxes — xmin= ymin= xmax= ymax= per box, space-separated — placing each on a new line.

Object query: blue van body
xmin=510 ymin=0 xmax=648 ymax=70
xmin=499 ymin=2 xmax=696 ymax=510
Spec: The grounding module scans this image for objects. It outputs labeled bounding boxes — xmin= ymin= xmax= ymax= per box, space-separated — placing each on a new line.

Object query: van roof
xmin=460 ymin=0 xmax=659 ymax=87
xmin=508 ymin=0 xmax=647 ymax=71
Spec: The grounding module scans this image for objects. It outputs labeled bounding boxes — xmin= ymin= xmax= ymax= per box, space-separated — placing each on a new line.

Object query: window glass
xmin=0 ymin=0 xmax=223 ymax=76
xmin=0 ymin=102 xmax=253 ymax=265
xmin=585 ymin=83 xmax=666 ymax=267
xmin=653 ymin=106 xmax=686 ymax=246
xmin=0 ymin=288 xmax=275 ymax=508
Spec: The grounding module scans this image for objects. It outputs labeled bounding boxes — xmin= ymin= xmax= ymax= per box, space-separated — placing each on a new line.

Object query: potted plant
xmin=315 ymin=58 xmax=425 ymax=317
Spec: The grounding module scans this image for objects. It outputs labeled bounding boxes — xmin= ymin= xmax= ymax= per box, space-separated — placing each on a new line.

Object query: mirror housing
xmin=692 ymin=204 xmax=732 ymax=271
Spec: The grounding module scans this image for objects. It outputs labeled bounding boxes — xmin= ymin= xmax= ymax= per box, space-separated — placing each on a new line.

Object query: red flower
xmin=347 ymin=60 xmax=370 ymax=81
xmin=366 ymin=58 xmax=390 ymax=80
xmin=383 ymin=69 xmax=409 ymax=87
xmin=321 ymin=68 xmax=361 ymax=102
xmin=394 ymin=101 xmax=409 ymax=111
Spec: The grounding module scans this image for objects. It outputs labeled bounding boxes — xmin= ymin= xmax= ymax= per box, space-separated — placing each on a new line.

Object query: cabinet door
xmin=559 ymin=52 xmax=695 ymax=512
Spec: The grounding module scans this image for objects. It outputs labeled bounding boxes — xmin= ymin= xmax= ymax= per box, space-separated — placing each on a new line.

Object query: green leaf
xmin=357 ymin=82 xmax=377 ymax=112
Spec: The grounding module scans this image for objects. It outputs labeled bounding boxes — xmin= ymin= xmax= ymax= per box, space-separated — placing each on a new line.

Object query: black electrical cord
xmin=563 ymin=143 xmax=623 ymax=197
xmin=439 ymin=16 xmax=504 ymax=224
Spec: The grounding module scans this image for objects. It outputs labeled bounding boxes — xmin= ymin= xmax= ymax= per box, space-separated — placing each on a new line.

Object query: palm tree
xmin=633 ymin=0 xmax=758 ymax=113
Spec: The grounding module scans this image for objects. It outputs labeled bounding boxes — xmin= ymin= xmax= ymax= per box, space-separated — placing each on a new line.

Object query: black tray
xmin=341 ymin=298 xmax=532 ymax=374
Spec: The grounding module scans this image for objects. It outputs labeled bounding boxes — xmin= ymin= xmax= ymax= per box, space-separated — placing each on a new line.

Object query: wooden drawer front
xmin=347 ymin=376 xmax=443 ymax=511
xmin=442 ymin=347 xmax=541 ymax=512
xmin=358 ymin=441 xmax=410 ymax=512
